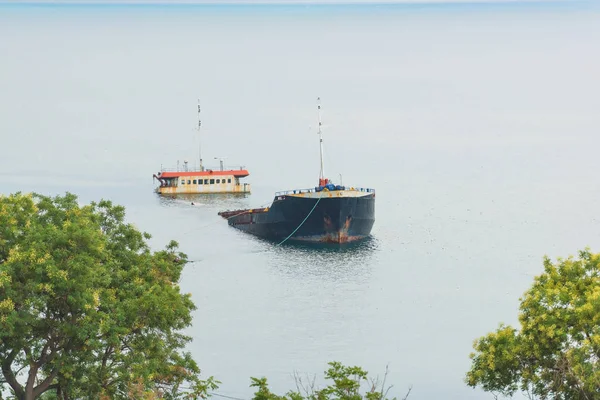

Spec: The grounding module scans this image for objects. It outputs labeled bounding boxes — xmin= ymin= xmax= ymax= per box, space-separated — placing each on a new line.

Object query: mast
xmin=197 ymin=99 xmax=203 ymax=171
xmin=317 ymin=97 xmax=325 ymax=183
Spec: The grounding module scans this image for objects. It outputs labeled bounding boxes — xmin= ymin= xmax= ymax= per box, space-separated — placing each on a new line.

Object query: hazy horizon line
xmin=0 ymin=0 xmax=580 ymax=4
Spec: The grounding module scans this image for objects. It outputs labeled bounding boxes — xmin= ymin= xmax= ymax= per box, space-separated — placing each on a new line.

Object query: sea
xmin=1 ymin=1 xmax=599 ymax=399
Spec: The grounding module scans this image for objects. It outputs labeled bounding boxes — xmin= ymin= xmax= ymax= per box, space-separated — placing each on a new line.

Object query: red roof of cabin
xmin=158 ymin=169 xmax=249 ymax=178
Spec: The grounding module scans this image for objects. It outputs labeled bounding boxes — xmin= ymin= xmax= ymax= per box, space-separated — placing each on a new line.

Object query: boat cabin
xmin=153 ymin=163 xmax=250 ymax=195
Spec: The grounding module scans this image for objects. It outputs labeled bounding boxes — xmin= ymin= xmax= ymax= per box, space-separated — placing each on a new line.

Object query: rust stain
xmin=158 ymin=183 xmax=251 ymax=195
xmin=218 ymin=208 xmax=267 ymax=219
xmin=317 ymin=214 xmax=355 ymax=243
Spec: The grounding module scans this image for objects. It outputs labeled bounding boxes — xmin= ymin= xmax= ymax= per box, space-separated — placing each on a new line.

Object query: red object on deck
xmin=319 ymin=178 xmax=329 ymax=186
xmin=159 ymin=169 xmax=249 ymax=178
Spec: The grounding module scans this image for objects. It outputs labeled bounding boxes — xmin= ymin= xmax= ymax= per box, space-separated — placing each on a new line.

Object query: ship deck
xmin=158 ymin=167 xmax=249 ymax=179
xmin=218 ymin=207 xmax=269 ymax=219
xmin=217 ymin=186 xmax=375 ymax=219
xmin=275 ymin=186 xmax=375 ymax=199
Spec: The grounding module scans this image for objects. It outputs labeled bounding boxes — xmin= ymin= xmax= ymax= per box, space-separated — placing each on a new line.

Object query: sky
xmin=0 ymin=0 xmax=578 ymax=4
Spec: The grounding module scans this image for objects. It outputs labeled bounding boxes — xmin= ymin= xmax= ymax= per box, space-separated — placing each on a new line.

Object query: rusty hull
xmin=219 ymin=192 xmax=375 ymax=245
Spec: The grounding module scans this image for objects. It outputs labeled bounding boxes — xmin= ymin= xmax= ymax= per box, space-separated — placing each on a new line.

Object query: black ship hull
xmin=219 ymin=192 xmax=375 ymax=244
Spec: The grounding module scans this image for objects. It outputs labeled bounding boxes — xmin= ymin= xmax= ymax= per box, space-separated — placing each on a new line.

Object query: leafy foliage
xmin=466 ymin=248 xmax=600 ymax=399
xmin=0 ymin=192 xmax=217 ymax=400
xmin=249 ymin=362 xmax=411 ymax=400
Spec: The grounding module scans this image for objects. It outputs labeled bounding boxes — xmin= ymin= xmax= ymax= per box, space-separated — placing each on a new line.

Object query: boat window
xmin=199 ymin=179 xmax=203 ymax=185
xmin=193 ymin=179 xmax=197 ymax=184
xmin=187 ymin=180 xmax=191 ymax=184
xmin=210 ymin=179 xmax=215 ymax=184
xmin=181 ymin=180 xmax=185 ymax=185
xmin=204 ymin=179 xmax=208 ymax=184
xmin=228 ymin=178 xmax=231 ymax=183
xmin=216 ymin=179 xmax=221 ymax=184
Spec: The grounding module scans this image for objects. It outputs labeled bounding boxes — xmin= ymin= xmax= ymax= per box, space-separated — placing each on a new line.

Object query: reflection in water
xmin=278 ymin=236 xmax=379 ymax=251
xmin=155 ymin=192 xmax=252 ymax=210
xmin=184 ymin=222 xmax=380 ymax=283
xmin=267 ymin=236 xmax=381 ymax=281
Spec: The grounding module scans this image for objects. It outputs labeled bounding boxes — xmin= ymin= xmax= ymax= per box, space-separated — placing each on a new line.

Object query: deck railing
xmin=160 ymin=165 xmax=247 ymax=173
xmin=274 ymin=187 xmax=376 ymax=196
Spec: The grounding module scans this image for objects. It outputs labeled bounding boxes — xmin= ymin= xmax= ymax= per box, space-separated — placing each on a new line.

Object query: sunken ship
xmin=218 ymin=98 xmax=375 ymax=244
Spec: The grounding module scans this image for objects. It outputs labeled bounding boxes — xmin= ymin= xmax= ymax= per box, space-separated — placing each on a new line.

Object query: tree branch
xmin=1 ymin=349 xmax=25 ymax=399
xmin=33 ymin=367 xmax=60 ymax=398
xmin=401 ymin=385 xmax=412 ymax=400
xmin=25 ymin=361 xmax=40 ymax=399
xmin=584 ymin=331 xmax=600 ymax=360
xmin=101 ymin=345 xmax=113 ymax=371
xmin=38 ymin=342 xmax=50 ymax=365
xmin=46 ymin=383 xmax=59 ymax=392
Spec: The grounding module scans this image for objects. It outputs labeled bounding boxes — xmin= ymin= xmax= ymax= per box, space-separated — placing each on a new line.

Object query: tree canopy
xmin=466 ymin=248 xmax=600 ymax=399
xmin=0 ymin=192 xmax=217 ymax=400
xmin=249 ymin=361 xmax=411 ymax=400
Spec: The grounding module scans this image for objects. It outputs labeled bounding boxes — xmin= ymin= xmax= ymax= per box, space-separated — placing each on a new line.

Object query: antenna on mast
xmin=197 ymin=99 xmax=203 ymax=171
xmin=317 ymin=97 xmax=326 ymax=185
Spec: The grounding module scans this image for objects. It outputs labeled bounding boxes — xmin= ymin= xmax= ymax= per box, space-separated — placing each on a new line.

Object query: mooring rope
xmin=276 ymin=195 xmax=322 ymax=246
xmin=179 ymin=194 xmax=322 ymax=246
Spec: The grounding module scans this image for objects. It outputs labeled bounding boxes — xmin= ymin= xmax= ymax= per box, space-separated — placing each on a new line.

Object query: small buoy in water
xmin=191 ymin=202 xmax=195 ymax=205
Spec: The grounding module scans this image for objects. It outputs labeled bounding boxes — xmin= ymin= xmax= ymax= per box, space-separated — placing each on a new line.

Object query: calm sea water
xmin=1 ymin=2 xmax=600 ymax=399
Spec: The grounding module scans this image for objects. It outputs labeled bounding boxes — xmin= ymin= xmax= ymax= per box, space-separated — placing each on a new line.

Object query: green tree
xmin=466 ymin=249 xmax=600 ymax=399
xmin=249 ymin=361 xmax=411 ymax=400
xmin=0 ymin=192 xmax=217 ymax=400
